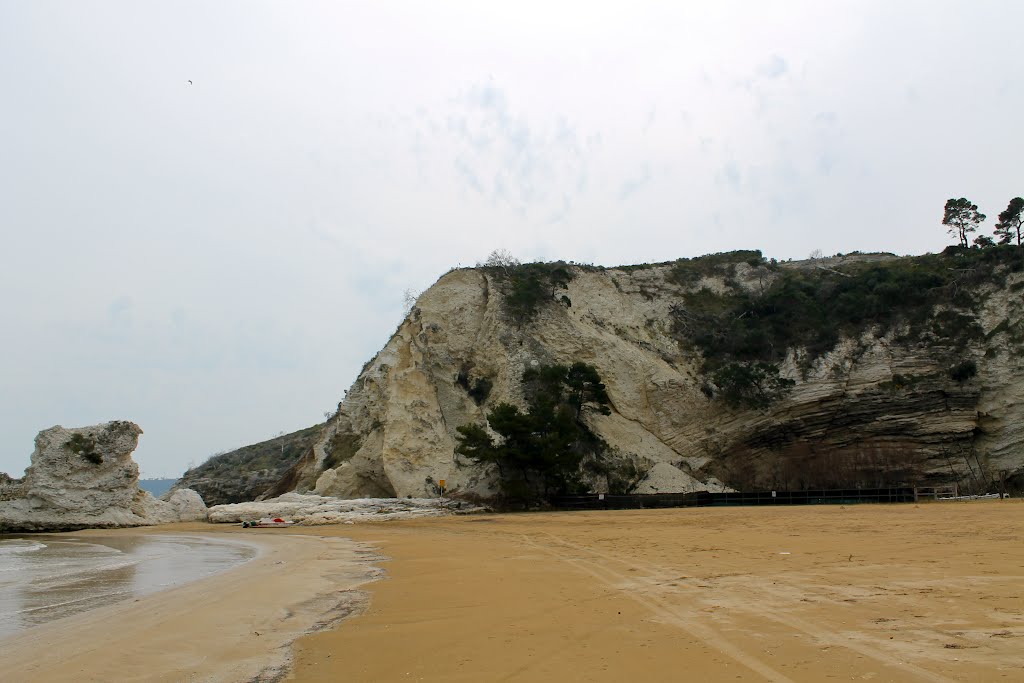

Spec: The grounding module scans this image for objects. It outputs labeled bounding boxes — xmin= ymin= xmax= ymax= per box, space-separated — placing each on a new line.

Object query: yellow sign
xmin=439 ymin=479 xmax=446 ymax=488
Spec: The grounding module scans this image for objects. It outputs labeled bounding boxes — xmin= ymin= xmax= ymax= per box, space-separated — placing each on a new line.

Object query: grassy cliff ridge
xmin=173 ymin=425 xmax=322 ymax=505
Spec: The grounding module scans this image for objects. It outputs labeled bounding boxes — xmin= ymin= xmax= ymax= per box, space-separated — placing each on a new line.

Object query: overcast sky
xmin=1 ymin=1 xmax=1022 ymax=478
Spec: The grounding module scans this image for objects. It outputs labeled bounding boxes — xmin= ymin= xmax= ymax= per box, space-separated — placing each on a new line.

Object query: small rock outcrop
xmin=0 ymin=421 xmax=208 ymax=532
xmin=207 ymin=492 xmax=474 ymax=525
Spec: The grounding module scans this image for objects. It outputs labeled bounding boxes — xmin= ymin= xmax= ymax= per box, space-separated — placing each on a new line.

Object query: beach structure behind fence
xmin=552 ymin=487 xmax=960 ymax=511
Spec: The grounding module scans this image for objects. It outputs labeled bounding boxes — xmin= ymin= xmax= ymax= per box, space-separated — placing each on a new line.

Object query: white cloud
xmin=756 ymin=55 xmax=789 ymax=80
xmin=1 ymin=0 xmax=1023 ymax=476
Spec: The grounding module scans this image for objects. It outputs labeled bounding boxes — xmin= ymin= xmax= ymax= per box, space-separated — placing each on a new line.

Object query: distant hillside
xmin=172 ymin=425 xmax=322 ymax=505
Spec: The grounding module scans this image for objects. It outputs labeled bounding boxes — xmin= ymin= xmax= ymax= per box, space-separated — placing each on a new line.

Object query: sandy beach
xmin=3 ymin=501 xmax=1023 ymax=682
xmin=0 ymin=524 xmax=382 ymax=682
xmin=290 ymin=501 xmax=1024 ymax=683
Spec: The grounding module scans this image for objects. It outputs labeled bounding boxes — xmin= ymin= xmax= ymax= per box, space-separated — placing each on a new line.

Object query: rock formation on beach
xmin=0 ymin=421 xmax=207 ymax=532
xmin=206 ymin=492 xmax=473 ymax=525
xmin=186 ymin=248 xmax=1024 ymax=501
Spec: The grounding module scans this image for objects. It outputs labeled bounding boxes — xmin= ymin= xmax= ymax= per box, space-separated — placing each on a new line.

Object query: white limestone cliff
xmin=0 ymin=421 xmax=208 ymax=532
xmin=261 ymin=255 xmax=1024 ymax=500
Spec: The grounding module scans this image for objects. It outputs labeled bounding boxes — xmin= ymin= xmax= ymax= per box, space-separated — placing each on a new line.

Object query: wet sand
xmin=2 ymin=502 xmax=1022 ymax=682
xmin=0 ymin=533 xmax=256 ymax=638
xmin=292 ymin=500 xmax=1024 ymax=682
xmin=0 ymin=524 xmax=382 ymax=682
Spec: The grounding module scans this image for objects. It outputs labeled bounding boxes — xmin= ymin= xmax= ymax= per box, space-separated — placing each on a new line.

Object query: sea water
xmin=0 ymin=534 xmax=256 ymax=638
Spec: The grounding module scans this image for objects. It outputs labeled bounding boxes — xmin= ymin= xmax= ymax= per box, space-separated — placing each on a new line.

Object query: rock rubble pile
xmin=207 ymin=492 xmax=479 ymax=525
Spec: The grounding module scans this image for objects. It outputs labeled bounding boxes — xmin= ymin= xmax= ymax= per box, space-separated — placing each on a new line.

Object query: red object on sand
xmin=249 ymin=517 xmax=295 ymax=528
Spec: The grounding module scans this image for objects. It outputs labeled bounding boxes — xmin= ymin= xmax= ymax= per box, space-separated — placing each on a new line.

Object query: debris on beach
xmin=242 ymin=517 xmax=295 ymax=528
xmin=207 ymin=492 xmax=482 ymax=526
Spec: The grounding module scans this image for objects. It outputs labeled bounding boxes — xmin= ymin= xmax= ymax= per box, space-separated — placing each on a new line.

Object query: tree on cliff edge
xmin=481 ymin=249 xmax=520 ymax=272
xmin=994 ymin=197 xmax=1024 ymax=246
xmin=943 ymin=198 xmax=985 ymax=248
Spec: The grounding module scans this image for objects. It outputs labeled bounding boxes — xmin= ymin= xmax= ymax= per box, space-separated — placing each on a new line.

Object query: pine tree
xmin=994 ymin=197 xmax=1024 ymax=246
xmin=943 ymin=198 xmax=986 ymax=248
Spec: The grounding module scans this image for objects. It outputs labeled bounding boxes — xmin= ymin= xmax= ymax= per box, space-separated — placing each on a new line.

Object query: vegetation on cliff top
xmin=943 ymin=198 xmax=987 ymax=248
xmin=479 ymin=249 xmax=576 ymax=324
xmin=477 ymin=238 xmax=1022 ymax=410
xmin=945 ymin=194 xmax=1023 ymax=248
xmin=994 ymin=197 xmax=1024 ymax=245
xmin=672 ymin=245 xmax=1023 ymax=370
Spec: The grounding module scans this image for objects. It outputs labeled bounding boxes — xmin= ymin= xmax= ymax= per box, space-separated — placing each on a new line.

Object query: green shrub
xmin=66 ymin=433 xmax=102 ymax=464
xmin=672 ymin=246 xmax=1023 ymax=371
xmin=930 ymin=310 xmax=983 ymax=348
xmin=485 ymin=261 xmax=575 ymax=324
xmin=668 ymin=250 xmax=767 ymax=288
xmin=468 ymin=377 xmax=493 ymax=404
xmin=456 ymin=368 xmax=494 ymax=405
xmin=710 ymin=361 xmax=795 ymax=409
xmin=949 ymin=360 xmax=978 ymax=382
xmin=322 ymin=431 xmax=362 ymax=470
xmin=455 ymin=362 xmax=613 ymax=503
xmin=584 ymin=448 xmax=647 ymax=494
xmin=878 ymin=373 xmax=926 ymax=392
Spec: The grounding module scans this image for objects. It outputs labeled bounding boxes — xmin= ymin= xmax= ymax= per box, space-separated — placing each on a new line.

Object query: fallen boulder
xmin=0 ymin=421 xmax=208 ymax=532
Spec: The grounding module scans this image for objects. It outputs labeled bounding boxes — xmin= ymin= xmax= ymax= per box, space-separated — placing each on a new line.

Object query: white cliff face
xmin=0 ymin=422 xmax=208 ymax=532
xmin=302 ymin=270 xmax=501 ymax=499
xmin=974 ymin=279 xmax=1024 ymax=476
xmin=275 ymin=259 xmax=1024 ymax=499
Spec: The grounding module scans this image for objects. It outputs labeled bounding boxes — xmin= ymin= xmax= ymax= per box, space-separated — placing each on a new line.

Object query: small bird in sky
xmin=188 ymin=80 xmax=193 ymax=85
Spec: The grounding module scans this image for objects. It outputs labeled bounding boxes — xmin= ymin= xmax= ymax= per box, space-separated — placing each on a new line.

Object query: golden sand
xmin=3 ymin=501 xmax=1023 ymax=682
xmin=290 ymin=501 xmax=1024 ymax=683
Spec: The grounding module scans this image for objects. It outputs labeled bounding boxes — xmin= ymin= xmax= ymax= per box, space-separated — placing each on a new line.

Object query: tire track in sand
xmin=524 ymin=531 xmax=956 ymax=683
xmin=518 ymin=533 xmax=797 ymax=683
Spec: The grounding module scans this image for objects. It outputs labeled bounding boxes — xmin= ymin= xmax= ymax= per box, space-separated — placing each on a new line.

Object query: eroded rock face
xmin=634 ymin=462 xmax=727 ymax=495
xmin=0 ymin=421 xmax=208 ymax=532
xmin=261 ymin=255 xmax=1024 ymax=499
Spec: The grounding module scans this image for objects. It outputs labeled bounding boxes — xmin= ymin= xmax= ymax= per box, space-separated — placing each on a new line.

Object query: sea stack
xmin=0 ymin=421 xmax=207 ymax=532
